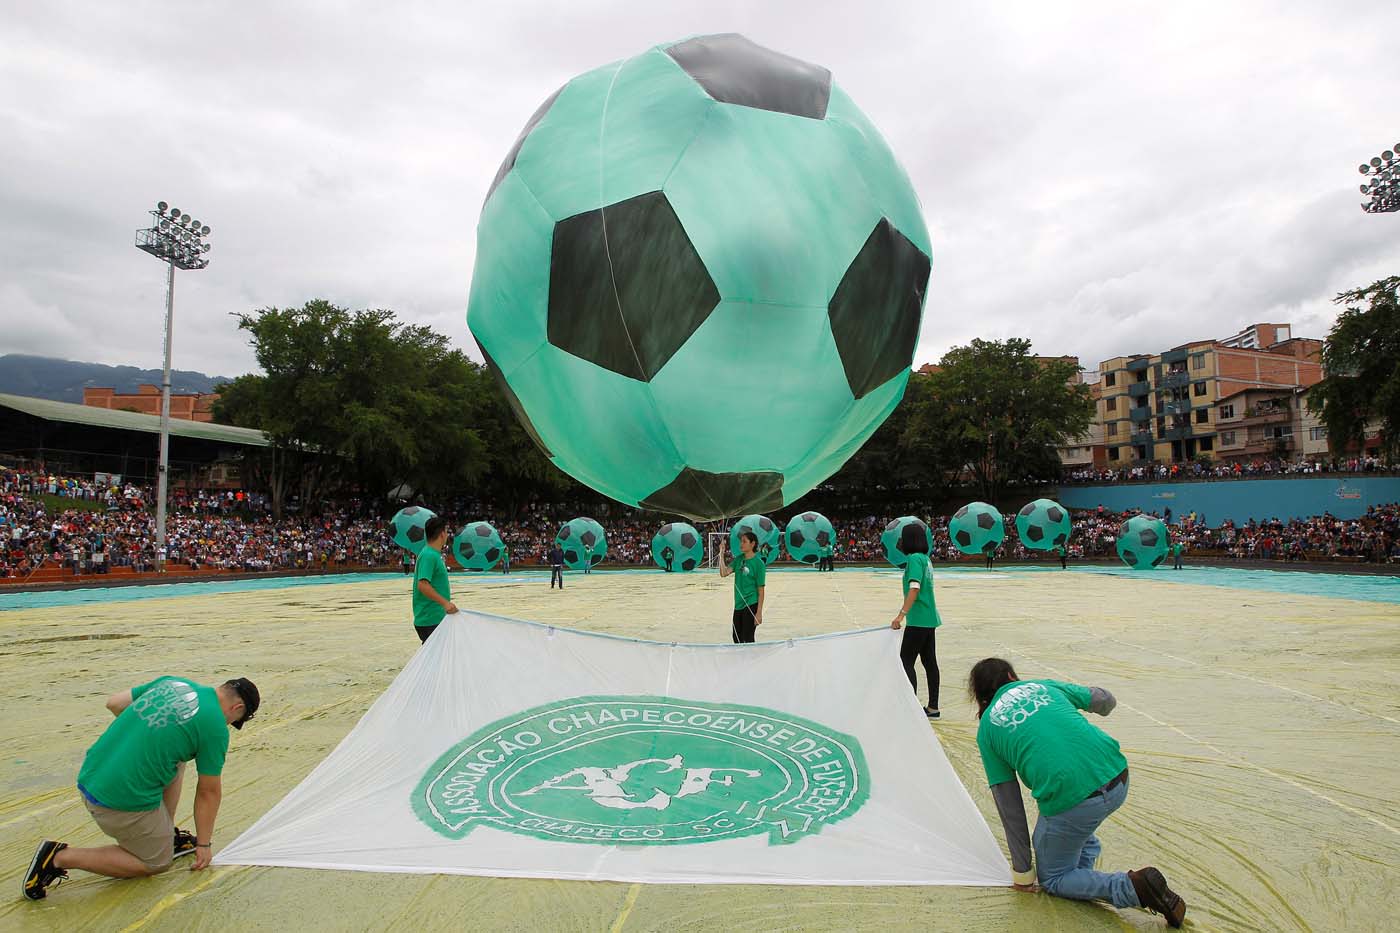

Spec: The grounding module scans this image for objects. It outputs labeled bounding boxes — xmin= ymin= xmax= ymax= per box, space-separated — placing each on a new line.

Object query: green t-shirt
xmin=976 ymin=679 xmax=1128 ymax=817
xmin=901 ymin=552 xmax=940 ymax=628
xmin=78 ymin=676 xmax=229 ymax=811
xmin=413 ymin=546 xmax=450 ymax=628
xmin=730 ymin=554 xmax=766 ymax=609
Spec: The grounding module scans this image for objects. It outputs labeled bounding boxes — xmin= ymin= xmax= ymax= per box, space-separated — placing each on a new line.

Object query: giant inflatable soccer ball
xmin=1015 ymin=498 xmax=1071 ymax=551
xmin=785 ymin=511 xmax=835 ymax=565
xmin=390 ymin=506 xmax=436 ymax=554
xmin=468 ymin=34 xmax=932 ymax=522
xmin=949 ymin=502 xmax=1005 ymax=556
xmin=453 ymin=521 xmax=504 ymax=571
xmin=729 ymin=513 xmax=782 ymax=566
xmin=880 ymin=516 xmax=932 ymax=568
xmin=555 ymin=517 xmax=607 ymax=570
xmin=652 ymin=522 xmax=703 ymax=572
xmin=1116 ymin=514 xmax=1169 ymax=569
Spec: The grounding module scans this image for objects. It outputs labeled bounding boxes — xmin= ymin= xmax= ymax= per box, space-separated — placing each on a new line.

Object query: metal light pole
xmin=1357 ymin=143 xmax=1400 ymax=213
xmin=136 ymin=202 xmax=212 ymax=570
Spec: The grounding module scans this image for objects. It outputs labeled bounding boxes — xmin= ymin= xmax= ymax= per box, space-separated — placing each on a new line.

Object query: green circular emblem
xmin=413 ymin=695 xmax=870 ymax=846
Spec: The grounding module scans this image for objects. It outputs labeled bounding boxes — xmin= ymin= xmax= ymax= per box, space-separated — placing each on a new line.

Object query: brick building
xmin=83 ymin=385 xmax=218 ymax=423
xmin=1095 ymin=323 xmax=1323 ymax=465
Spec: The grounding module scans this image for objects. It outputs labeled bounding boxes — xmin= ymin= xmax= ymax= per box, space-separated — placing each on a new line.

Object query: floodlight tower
xmin=1357 ymin=143 xmax=1400 ymax=213
xmin=135 ymin=202 xmax=213 ymax=570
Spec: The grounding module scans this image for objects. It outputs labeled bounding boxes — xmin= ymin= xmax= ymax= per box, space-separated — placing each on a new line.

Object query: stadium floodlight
xmin=134 ymin=201 xmax=214 ymax=571
xmin=1357 ymin=142 xmax=1400 ymax=213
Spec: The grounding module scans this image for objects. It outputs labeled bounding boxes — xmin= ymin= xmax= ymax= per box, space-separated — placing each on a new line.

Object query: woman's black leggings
xmin=899 ymin=626 xmax=939 ymax=708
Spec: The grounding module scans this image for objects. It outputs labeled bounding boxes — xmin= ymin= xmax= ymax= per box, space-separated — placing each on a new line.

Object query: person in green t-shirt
xmin=1056 ymin=544 xmax=1068 ymax=569
xmin=1171 ymin=541 xmax=1184 ymax=570
xmin=23 ymin=675 xmax=260 ymax=900
xmin=719 ymin=530 xmax=765 ymax=643
xmin=968 ymin=658 xmax=1185 ymax=927
xmin=413 ymin=516 xmax=457 ymax=644
xmin=889 ymin=524 xmax=941 ymax=718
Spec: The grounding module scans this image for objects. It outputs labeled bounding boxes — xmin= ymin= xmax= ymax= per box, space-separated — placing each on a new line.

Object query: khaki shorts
xmin=84 ymin=798 xmax=174 ymax=872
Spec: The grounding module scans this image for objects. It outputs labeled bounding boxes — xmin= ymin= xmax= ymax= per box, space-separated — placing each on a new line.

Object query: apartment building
xmin=1096 ymin=325 xmax=1323 ymax=466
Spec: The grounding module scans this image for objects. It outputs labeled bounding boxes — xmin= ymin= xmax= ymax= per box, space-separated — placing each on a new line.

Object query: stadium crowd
xmin=3 ymin=465 xmax=1398 ymax=580
xmin=1065 ymin=455 xmax=1393 ymax=484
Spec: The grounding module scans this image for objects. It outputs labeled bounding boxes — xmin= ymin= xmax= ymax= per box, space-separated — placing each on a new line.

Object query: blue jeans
xmin=1033 ymin=776 xmax=1139 ymax=908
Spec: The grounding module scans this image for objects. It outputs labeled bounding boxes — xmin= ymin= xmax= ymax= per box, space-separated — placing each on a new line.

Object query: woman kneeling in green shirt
xmin=969 ymin=658 xmax=1185 ymax=927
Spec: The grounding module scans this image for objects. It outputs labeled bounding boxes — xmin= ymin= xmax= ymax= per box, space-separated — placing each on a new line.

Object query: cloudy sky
xmin=2 ymin=1 xmax=1396 ymax=379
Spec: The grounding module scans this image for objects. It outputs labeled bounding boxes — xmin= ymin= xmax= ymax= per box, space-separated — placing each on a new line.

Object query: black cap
xmin=225 ymin=677 xmax=260 ymax=730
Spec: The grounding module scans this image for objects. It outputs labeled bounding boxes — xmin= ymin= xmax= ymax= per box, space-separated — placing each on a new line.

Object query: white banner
xmin=217 ymin=612 xmax=1010 ymax=886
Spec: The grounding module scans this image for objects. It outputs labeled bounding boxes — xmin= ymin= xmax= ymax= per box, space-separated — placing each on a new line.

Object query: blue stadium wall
xmin=1057 ymin=477 xmax=1400 ymax=525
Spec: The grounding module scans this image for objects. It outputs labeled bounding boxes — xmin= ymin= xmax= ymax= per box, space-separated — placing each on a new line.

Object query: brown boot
xmin=1128 ymin=867 xmax=1186 ymax=927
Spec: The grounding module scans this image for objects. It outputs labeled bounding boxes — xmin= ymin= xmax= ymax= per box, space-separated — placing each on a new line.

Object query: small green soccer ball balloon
xmin=729 ymin=514 xmax=782 ymax=566
xmin=453 ymin=521 xmax=505 ymax=571
xmin=1116 ymin=514 xmax=1169 ymax=569
xmin=880 ymin=516 xmax=932 ymax=568
xmin=390 ymin=506 xmax=436 ymax=554
xmin=1015 ymin=498 xmax=1071 ymax=551
xmin=468 ymin=34 xmax=932 ymax=523
xmin=556 ymin=517 xmax=607 ymax=570
xmin=785 ymin=511 xmax=835 ymax=565
xmin=652 ymin=522 xmax=703 ymax=572
xmin=949 ymin=502 xmax=1005 ymax=556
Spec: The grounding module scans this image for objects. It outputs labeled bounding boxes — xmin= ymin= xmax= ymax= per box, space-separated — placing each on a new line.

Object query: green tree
xmin=1307 ymin=277 xmax=1400 ymax=462
xmin=213 ymin=301 xmax=489 ymax=515
xmin=906 ymin=339 xmax=1093 ymax=501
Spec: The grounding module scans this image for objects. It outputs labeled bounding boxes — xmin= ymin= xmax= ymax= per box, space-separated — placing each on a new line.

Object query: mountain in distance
xmin=0 ymin=354 xmax=234 ymax=404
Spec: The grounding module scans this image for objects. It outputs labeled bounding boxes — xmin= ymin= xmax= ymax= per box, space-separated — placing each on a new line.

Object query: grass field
xmin=1 ymin=566 xmax=1397 ymax=931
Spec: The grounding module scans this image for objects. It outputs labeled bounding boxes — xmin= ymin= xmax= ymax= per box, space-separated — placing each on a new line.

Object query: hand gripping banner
xmin=216 ymin=612 xmax=1010 ymax=886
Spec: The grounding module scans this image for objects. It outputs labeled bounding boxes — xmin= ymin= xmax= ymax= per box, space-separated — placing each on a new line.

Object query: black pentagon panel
xmin=581 ymin=531 xmax=597 ymax=547
xmin=982 ymin=542 xmax=997 ymax=555
xmin=1151 ymin=553 xmax=1165 ymax=567
xmin=402 ymin=507 xmax=420 ymax=516
xmin=461 ymin=543 xmax=475 ymax=558
xmin=977 ymin=512 xmax=996 ymax=530
xmin=828 ymin=218 xmax=931 ymax=399
xmin=758 ymin=517 xmax=774 ymax=532
xmin=1053 ymin=533 xmax=1067 ymax=547
xmin=816 ymin=531 xmax=831 ymax=546
xmin=485 ymin=84 xmax=565 ymax=208
xmin=476 ymin=523 xmax=492 ymax=536
xmin=548 ymin=191 xmax=720 ymax=382
xmin=479 ymin=343 xmax=553 ymax=458
xmin=955 ymin=530 xmax=971 ymax=547
xmin=954 ymin=506 xmax=968 ymax=519
xmin=681 ymin=558 xmax=696 ymax=571
xmin=660 ymin=523 xmax=674 ymax=537
xmin=1140 ymin=529 xmax=1158 ymax=547
xmin=666 ymin=33 xmax=831 ymax=120
xmin=564 ymin=549 xmax=579 ymax=563
xmin=639 ymin=467 xmax=784 ymax=523
xmin=790 ymin=530 xmax=806 ymax=548
xmin=1118 ymin=522 xmax=1131 ymax=538
xmin=590 ymin=552 xmax=602 ymax=565
xmin=1123 ymin=550 xmax=1138 ymax=566
xmin=884 ymin=519 xmax=900 ymax=533
xmin=1047 ymin=507 xmax=1064 ymax=523
xmin=802 ymin=512 xmax=816 ymax=522
xmin=407 ymin=526 xmax=424 ymax=542
xmin=1027 ymin=525 xmax=1044 ymax=542
xmin=485 ymin=547 xmax=501 ymax=562
xmin=680 ymin=532 xmax=696 ymax=548
xmin=559 ymin=526 xmax=572 ymax=540
xmin=801 ymin=554 xmax=817 ymax=564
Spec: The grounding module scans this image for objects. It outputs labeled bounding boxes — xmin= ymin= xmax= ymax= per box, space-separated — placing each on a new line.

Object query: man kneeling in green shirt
xmin=24 ymin=675 xmax=260 ymax=900
xmin=969 ymin=658 xmax=1185 ymax=927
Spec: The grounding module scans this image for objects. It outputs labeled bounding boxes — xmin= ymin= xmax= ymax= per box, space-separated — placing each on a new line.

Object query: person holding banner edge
xmin=719 ymin=530 xmax=765 ymax=643
xmin=889 ymin=524 xmax=940 ymax=719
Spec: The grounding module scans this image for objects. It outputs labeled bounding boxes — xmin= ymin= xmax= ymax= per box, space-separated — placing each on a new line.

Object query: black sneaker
xmin=1129 ymin=866 xmax=1186 ymax=928
xmin=173 ymin=828 xmax=197 ymax=860
xmin=23 ymin=840 xmax=67 ymax=900
xmin=925 ymin=708 xmax=941 ymax=720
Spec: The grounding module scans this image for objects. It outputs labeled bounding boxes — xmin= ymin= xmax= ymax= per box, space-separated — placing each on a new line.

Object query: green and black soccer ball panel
xmin=784 ymin=511 xmax=835 ymax=565
xmin=390 ymin=506 xmax=436 ymax=555
xmin=1116 ymin=514 xmax=1170 ymax=570
xmin=729 ymin=513 xmax=782 ymax=566
xmin=467 ymin=34 xmax=932 ymax=524
xmin=880 ymin=516 xmax=932 ymax=568
xmin=651 ymin=521 xmax=704 ymax=572
xmin=1014 ymin=498 xmax=1071 ymax=551
xmin=453 ymin=521 xmax=505 ymax=571
xmin=949 ymin=502 xmax=1005 ymax=556
xmin=555 ymin=517 xmax=608 ymax=571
